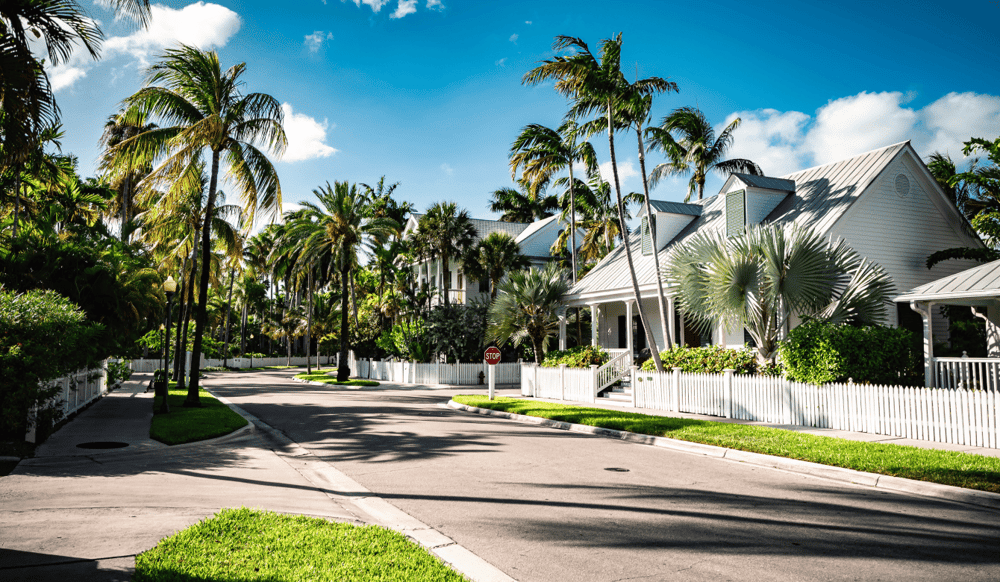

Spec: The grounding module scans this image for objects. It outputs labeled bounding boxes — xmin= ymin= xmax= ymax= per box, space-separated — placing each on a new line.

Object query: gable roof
xmin=647 ymin=200 xmax=703 ymax=216
xmin=895 ymin=259 xmax=1000 ymax=305
xmin=514 ymin=214 xmax=558 ymax=244
xmin=723 ymin=173 xmax=796 ymax=193
xmin=405 ymin=213 xmax=531 ymax=243
xmin=566 ymin=141 xmax=912 ymax=302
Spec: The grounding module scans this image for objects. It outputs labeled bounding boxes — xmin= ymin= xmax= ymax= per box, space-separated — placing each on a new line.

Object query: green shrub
xmin=0 ymin=288 xmax=103 ymax=440
xmin=640 ymin=345 xmax=757 ymax=374
xmin=106 ymin=360 xmax=133 ymax=387
xmin=376 ymin=319 xmax=431 ymax=362
xmin=541 ymin=345 xmax=609 ymax=368
xmin=779 ymin=320 xmax=920 ymax=385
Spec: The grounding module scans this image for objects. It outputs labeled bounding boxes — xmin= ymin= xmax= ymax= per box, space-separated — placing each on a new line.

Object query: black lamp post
xmin=160 ymin=276 xmax=177 ymax=414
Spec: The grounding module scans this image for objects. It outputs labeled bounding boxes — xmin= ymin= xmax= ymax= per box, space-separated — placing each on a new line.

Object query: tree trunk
xmin=222 ymin=268 xmax=236 ymax=368
xmin=177 ymin=227 xmax=199 ymax=390
xmin=185 ymin=150 xmax=221 ymax=407
xmin=337 ymin=255 xmax=351 ymax=382
xmin=442 ymin=253 xmax=450 ymax=306
xmin=121 ymin=173 xmax=131 ymax=243
xmin=13 ymin=173 xmax=20 ymax=238
xmin=306 ymin=267 xmax=313 ymax=375
xmin=607 ymin=101 xmax=663 ymax=371
xmin=637 ymin=125 xmax=672 ymax=363
xmin=568 ymin=163 xmax=578 ymax=284
xmin=350 ymin=271 xmax=359 ymax=328
xmin=532 ymin=336 xmax=543 ymax=364
xmin=240 ymin=301 xmax=247 ymax=356
xmin=172 ymin=257 xmax=187 ymax=382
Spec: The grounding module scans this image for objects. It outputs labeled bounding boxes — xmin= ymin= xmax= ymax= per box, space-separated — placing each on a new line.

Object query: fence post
xmin=560 ymin=364 xmax=567 ymax=401
xmin=631 ymin=366 xmax=638 ymax=407
xmin=723 ymin=369 xmax=734 ymax=419
xmin=672 ymin=367 xmax=681 ymax=412
xmin=533 ymin=364 xmax=538 ymax=398
xmin=590 ymin=365 xmax=599 ymax=403
xmin=783 ymin=377 xmax=792 ymax=425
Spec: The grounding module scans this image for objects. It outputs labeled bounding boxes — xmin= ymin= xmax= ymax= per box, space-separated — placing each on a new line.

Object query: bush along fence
xmin=26 ymin=363 xmax=108 ymax=443
xmin=520 ymin=363 xmax=1000 ymax=450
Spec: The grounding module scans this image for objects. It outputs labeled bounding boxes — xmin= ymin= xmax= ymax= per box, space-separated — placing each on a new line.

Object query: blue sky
xmin=50 ymin=0 xmax=1000 ymax=226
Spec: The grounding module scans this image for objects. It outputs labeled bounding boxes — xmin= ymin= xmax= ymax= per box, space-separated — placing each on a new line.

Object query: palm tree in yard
xmin=488 ymin=181 xmax=558 ymax=223
xmin=104 ymin=45 xmax=286 ymax=406
xmin=99 ymin=111 xmax=157 ymax=242
xmin=666 ymin=223 xmax=894 ymax=364
xmin=461 ymin=232 xmax=531 ymax=301
xmin=510 ymin=120 xmax=598 ymax=283
xmin=414 ymin=202 xmax=476 ymax=306
xmin=282 ymin=182 xmax=397 ymax=381
xmin=645 ymin=106 xmax=762 ymax=202
xmin=524 ymin=33 xmax=668 ymax=371
xmin=486 ymin=263 xmax=570 ymax=364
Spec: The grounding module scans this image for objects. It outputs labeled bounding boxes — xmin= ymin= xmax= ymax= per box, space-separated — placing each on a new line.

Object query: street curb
xmin=447 ymin=400 xmax=1000 ymax=511
xmin=208 ymin=392 xmax=516 ymax=582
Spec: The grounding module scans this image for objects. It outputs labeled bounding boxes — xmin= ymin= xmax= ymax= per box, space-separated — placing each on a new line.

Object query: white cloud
xmin=921 ymin=92 xmax=1000 ymax=158
xmin=509 ymin=33 xmax=518 ymax=43
xmin=304 ymin=30 xmax=334 ymax=53
xmin=280 ymin=103 xmax=338 ymax=163
xmin=495 ymin=57 xmax=507 ymax=67
xmin=49 ymin=63 xmax=90 ymax=91
xmin=724 ymin=109 xmax=810 ymax=177
xmin=525 ymin=20 xmax=532 ymax=24
xmin=599 ymin=159 xmax=638 ymax=185
xmin=441 ymin=163 xmax=454 ymax=175
xmin=391 ymin=0 xmax=417 ymax=18
xmin=803 ymin=91 xmax=917 ymax=166
xmin=346 ymin=0 xmax=392 ymax=12
xmin=427 ymin=0 xmax=444 ymax=10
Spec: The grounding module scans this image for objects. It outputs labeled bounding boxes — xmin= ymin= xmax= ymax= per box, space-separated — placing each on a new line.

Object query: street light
xmin=160 ymin=276 xmax=177 ymax=414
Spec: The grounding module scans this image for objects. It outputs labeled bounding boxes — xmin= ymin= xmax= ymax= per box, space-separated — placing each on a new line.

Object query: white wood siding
xmin=829 ymin=151 xmax=981 ymax=329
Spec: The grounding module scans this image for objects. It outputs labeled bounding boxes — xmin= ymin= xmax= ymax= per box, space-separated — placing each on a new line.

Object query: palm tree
xmin=646 ymin=106 xmax=762 ymax=202
xmin=99 ymin=111 xmax=157 ymax=242
xmin=105 ymin=45 xmax=285 ymax=406
xmin=413 ymin=202 xmax=476 ymax=306
xmin=488 ymin=181 xmax=558 ymax=223
xmin=486 ymin=263 xmax=570 ymax=363
xmin=281 ymin=182 xmax=397 ymax=381
xmin=666 ymin=223 xmax=895 ymax=364
xmin=524 ymin=33 xmax=668 ymax=371
xmin=510 ymin=121 xmax=597 ymax=282
xmin=462 ymin=232 xmax=531 ymax=301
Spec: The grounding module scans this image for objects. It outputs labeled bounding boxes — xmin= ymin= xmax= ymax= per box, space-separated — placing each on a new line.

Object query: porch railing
xmin=595 ymin=350 xmax=632 ymax=394
xmin=935 ymin=356 xmax=1000 ymax=391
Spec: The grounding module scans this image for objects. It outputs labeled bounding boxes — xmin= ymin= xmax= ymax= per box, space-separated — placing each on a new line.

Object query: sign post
xmin=484 ymin=346 xmax=501 ymax=400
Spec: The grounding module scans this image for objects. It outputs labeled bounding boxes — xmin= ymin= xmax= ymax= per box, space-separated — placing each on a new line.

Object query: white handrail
xmin=596 ymin=350 xmax=631 ymax=393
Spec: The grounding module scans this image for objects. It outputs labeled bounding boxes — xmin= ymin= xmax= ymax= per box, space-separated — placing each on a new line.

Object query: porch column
xmin=589 ymin=303 xmax=599 ymax=347
xmin=666 ymin=295 xmax=676 ymax=348
xmin=626 ymin=300 xmax=634 ymax=356
xmin=910 ymin=301 xmax=934 ymax=387
xmin=558 ymin=313 xmax=567 ymax=351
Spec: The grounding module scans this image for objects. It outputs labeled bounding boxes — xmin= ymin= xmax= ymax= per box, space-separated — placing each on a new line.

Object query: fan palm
xmin=486 ymin=262 xmax=570 ymax=364
xmin=413 ymin=201 xmax=476 ymax=306
xmin=524 ymin=33 xmax=668 ymax=370
xmin=105 ymin=45 xmax=285 ymax=405
xmin=510 ymin=121 xmax=597 ymax=282
xmin=646 ymin=106 xmax=762 ymax=202
xmin=666 ymin=223 xmax=894 ymax=364
xmin=461 ymin=232 xmax=531 ymax=301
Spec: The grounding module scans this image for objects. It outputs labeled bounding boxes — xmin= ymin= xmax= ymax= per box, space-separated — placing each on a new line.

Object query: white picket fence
xmin=26 ymin=363 xmax=108 ymax=442
xmin=355 ymin=358 xmax=521 ymax=386
xmin=523 ymin=363 xmax=1000 ymax=449
xmin=129 ymin=354 xmax=333 ymax=372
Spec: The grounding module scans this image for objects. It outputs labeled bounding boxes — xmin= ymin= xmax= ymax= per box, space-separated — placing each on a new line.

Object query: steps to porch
xmin=597 ymin=383 xmax=633 ymax=405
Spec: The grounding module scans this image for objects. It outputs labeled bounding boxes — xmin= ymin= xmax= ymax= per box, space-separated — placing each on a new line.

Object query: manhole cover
xmin=76 ymin=442 xmax=129 ymax=449
xmin=604 ymin=467 xmax=629 ymax=472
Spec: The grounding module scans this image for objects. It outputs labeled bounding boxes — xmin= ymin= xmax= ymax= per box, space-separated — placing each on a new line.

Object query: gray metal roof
xmin=565 ymin=141 xmax=912 ymax=303
xmin=895 ymin=259 xmax=1000 ymax=304
xmin=647 ymin=200 xmax=703 ymax=216
xmin=726 ymin=173 xmax=796 ymax=192
xmin=405 ymin=213 xmax=531 ymax=243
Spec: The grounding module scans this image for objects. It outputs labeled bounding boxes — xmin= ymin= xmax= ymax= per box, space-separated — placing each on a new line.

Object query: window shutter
xmin=641 ymin=216 xmax=652 ymax=255
xmin=726 ymin=190 xmax=746 ymax=237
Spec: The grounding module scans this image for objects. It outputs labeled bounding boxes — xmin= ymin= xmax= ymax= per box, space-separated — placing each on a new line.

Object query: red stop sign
xmin=484 ymin=346 xmax=501 ymax=365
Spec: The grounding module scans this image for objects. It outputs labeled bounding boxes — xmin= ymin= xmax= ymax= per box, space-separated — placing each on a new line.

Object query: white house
xmin=402 ymin=213 xmax=581 ymax=306
xmin=562 ymin=141 xmax=984 ymax=356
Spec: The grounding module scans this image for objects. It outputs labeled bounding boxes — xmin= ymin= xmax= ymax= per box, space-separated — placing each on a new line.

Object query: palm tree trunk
xmin=337 ymin=255 xmax=351 ymax=382
xmin=121 ymin=173 xmax=131 ymax=243
xmin=607 ymin=101 xmax=663 ymax=371
xmin=306 ymin=266 xmax=313 ymax=375
xmin=637 ymin=126 xmax=672 ymax=358
xmin=442 ymin=252 xmax=450 ymax=305
xmin=568 ymin=165 xmax=578 ymax=284
xmin=177 ymin=228 xmax=199 ymax=390
xmin=185 ymin=150 xmax=221 ymax=407
xmin=350 ymin=270 xmax=359 ymax=328
xmin=13 ymin=173 xmax=20 ymax=238
xmin=222 ymin=268 xmax=236 ymax=368
xmin=172 ymin=257 xmax=188 ymax=382
xmin=240 ymin=301 xmax=247 ymax=356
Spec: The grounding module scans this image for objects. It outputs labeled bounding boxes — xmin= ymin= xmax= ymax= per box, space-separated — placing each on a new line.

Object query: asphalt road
xmin=208 ymin=370 xmax=1000 ymax=582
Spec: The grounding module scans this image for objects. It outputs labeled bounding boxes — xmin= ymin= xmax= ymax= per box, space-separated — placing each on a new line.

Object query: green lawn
xmin=295 ymin=372 xmax=380 ymax=387
xmin=453 ymin=395 xmax=1000 ymax=494
xmin=133 ymin=508 xmax=467 ymax=582
xmin=150 ymin=383 xmax=249 ymax=445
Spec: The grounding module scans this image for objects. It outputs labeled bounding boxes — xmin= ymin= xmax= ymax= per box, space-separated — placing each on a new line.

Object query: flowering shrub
xmin=541 ymin=345 xmax=609 ymax=368
xmin=640 ymin=345 xmax=757 ymax=374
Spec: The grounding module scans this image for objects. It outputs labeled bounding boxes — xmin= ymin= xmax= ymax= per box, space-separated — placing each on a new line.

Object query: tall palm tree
xmin=486 ymin=262 xmax=570 ymax=364
xmin=281 ymin=182 xmax=397 ymax=381
xmin=667 ymin=223 xmax=894 ymax=364
xmin=510 ymin=120 xmax=597 ymax=283
xmin=488 ymin=181 xmax=558 ymax=223
xmin=524 ymin=33 xmax=667 ymax=371
xmin=414 ymin=202 xmax=476 ymax=306
xmin=646 ymin=106 xmax=762 ymax=202
xmin=106 ymin=45 xmax=286 ymax=406
xmin=461 ymin=232 xmax=531 ymax=301
xmin=99 ymin=111 xmax=157 ymax=242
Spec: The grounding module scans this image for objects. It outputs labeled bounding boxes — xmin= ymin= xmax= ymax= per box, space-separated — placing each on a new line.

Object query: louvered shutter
xmin=726 ymin=190 xmax=746 ymax=237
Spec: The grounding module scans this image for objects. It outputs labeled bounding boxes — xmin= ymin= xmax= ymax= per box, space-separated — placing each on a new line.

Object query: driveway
xmin=208 ymin=369 xmax=1000 ymax=582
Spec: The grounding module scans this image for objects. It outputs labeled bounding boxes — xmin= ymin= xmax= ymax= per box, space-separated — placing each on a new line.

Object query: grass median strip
xmin=133 ymin=507 xmax=466 ymax=582
xmin=295 ymin=373 xmax=380 ymax=387
xmin=453 ymin=395 xmax=1000 ymax=494
xmin=151 ymin=383 xmax=249 ymax=445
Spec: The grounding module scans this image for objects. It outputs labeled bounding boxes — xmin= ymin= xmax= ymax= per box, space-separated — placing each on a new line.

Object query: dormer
xmin=640 ymin=200 xmax=702 ymax=255
xmin=721 ymin=174 xmax=795 ymax=236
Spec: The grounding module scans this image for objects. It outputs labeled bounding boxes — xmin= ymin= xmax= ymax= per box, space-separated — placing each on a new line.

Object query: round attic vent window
xmin=895 ymin=173 xmax=910 ymax=198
